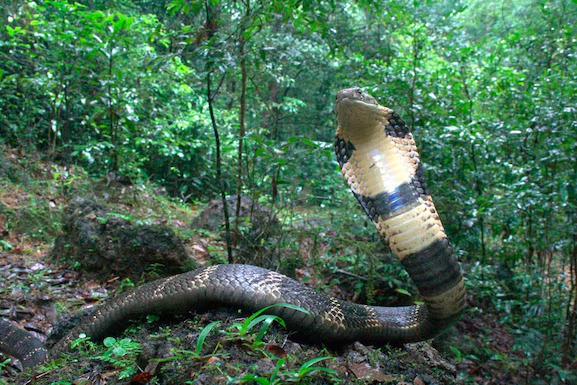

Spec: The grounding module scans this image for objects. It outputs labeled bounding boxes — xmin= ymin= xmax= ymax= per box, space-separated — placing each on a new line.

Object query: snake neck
xmin=334 ymin=87 xmax=465 ymax=329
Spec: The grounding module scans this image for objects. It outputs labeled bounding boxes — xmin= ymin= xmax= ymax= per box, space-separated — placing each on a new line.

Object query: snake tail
xmin=0 ymin=319 xmax=47 ymax=368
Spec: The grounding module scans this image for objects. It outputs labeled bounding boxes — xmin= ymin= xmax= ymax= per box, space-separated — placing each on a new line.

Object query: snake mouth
xmin=336 ymin=87 xmax=378 ymax=105
xmin=335 ymin=88 xmax=379 ymax=116
xmin=335 ymin=91 xmax=390 ymax=141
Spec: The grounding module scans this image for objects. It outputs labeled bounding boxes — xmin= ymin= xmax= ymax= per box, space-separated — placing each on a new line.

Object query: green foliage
xmin=148 ymin=321 xmax=223 ymax=367
xmin=117 ymin=277 xmax=135 ymax=292
xmin=70 ymin=333 xmax=97 ymax=355
xmin=155 ymin=320 xmax=223 ymax=361
xmin=0 ymin=240 xmax=13 ymax=251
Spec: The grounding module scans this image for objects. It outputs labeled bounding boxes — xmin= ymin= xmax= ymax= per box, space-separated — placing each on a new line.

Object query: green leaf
xmin=194 ymin=320 xmax=221 ymax=355
xmin=395 ymin=288 xmax=411 ymax=296
xmin=112 ymin=346 xmax=127 ymax=356
xmin=239 ymin=375 xmax=271 ymax=385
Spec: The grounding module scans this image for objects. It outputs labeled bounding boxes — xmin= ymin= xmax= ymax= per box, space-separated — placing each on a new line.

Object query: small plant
xmin=107 ymin=212 xmax=133 ymax=221
xmin=146 ymin=263 xmax=166 ymax=278
xmin=150 ymin=320 xmax=223 ymax=364
xmin=238 ymin=356 xmax=337 ymax=384
xmin=146 ymin=314 xmax=160 ymax=324
xmin=0 ymin=240 xmax=13 ymax=251
xmin=70 ymin=334 xmax=142 ymax=379
xmin=193 ymin=320 xmax=221 ymax=356
xmin=28 ymin=269 xmax=49 ymax=287
xmin=117 ymin=277 xmax=135 ymax=292
xmin=239 ymin=357 xmax=285 ymax=385
xmin=95 ymin=337 xmax=142 ymax=379
xmin=449 ymin=345 xmax=479 ymax=363
xmin=226 ymin=303 xmax=309 ymax=347
xmin=284 ymin=356 xmax=337 ymax=382
xmin=70 ymin=333 xmax=98 ymax=356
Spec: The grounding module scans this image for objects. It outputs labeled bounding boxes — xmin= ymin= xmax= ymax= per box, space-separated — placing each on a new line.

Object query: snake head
xmin=335 ymin=88 xmax=385 ymax=134
xmin=336 ymin=87 xmax=378 ymax=106
xmin=335 ymin=87 xmax=381 ymax=119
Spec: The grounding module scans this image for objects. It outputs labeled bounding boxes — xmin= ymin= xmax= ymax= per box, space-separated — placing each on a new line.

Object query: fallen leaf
xmin=192 ymin=245 xmax=206 ymax=253
xmin=206 ymin=356 xmax=221 ymax=365
xmin=266 ymin=344 xmax=287 ymax=358
xmin=131 ymin=371 xmax=153 ymax=383
xmin=414 ymin=376 xmax=426 ymax=385
xmin=348 ymin=362 xmax=393 ymax=382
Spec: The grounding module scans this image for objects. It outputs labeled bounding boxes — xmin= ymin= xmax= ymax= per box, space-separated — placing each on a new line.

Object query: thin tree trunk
xmin=235 ymin=2 xmax=248 ymax=237
xmin=107 ymin=51 xmax=118 ymax=173
xmin=204 ymin=0 xmax=233 ymax=263
xmin=562 ymin=211 xmax=577 ymax=367
xmin=469 ymin=142 xmax=486 ymax=263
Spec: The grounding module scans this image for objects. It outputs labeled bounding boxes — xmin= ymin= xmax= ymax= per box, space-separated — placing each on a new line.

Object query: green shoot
xmin=239 ymin=357 xmax=286 ymax=385
xmin=291 ymin=356 xmax=336 ymax=380
xmin=194 ymin=320 xmax=221 ymax=356
xmin=229 ymin=302 xmax=309 ymax=342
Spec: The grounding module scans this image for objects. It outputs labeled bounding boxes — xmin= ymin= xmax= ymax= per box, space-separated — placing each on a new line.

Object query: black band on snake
xmin=0 ymin=88 xmax=466 ymax=369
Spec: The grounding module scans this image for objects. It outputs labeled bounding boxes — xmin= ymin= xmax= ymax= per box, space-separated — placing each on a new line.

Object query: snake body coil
xmin=0 ymin=88 xmax=465 ymax=368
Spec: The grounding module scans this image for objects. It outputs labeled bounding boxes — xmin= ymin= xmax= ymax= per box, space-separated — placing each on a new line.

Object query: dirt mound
xmin=49 ymin=197 xmax=195 ymax=281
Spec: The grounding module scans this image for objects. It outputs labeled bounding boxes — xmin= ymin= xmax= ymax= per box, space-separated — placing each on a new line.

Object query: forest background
xmin=0 ymin=0 xmax=576 ymax=384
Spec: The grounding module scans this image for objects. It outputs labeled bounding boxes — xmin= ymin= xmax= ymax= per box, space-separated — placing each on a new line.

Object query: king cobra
xmin=0 ymin=88 xmax=465 ymax=369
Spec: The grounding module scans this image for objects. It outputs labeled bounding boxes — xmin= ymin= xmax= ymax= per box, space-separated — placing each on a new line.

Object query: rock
xmin=405 ymin=342 xmax=457 ymax=374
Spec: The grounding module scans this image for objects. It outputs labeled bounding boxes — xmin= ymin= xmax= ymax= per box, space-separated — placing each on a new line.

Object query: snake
xmin=0 ymin=87 xmax=466 ymax=369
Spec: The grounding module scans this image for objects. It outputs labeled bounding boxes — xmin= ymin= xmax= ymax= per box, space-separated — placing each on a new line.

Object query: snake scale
xmin=0 ymin=87 xmax=465 ymax=369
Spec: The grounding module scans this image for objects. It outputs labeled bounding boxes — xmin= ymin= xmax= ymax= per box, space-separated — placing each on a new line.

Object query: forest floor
xmin=0 ymin=148 xmax=533 ymax=384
